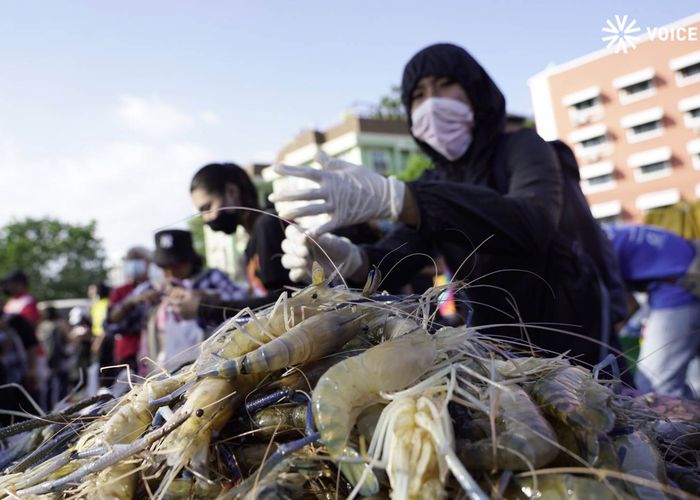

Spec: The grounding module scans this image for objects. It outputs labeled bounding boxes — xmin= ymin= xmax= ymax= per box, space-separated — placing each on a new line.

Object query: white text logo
xmin=602 ymin=15 xmax=698 ymax=54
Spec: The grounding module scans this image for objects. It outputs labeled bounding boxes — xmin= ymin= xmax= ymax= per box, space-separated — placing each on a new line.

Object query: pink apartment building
xmin=529 ymin=13 xmax=700 ymax=222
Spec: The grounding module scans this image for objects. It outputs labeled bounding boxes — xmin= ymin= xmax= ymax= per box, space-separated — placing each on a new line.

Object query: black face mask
xmin=207 ymin=210 xmax=240 ymax=234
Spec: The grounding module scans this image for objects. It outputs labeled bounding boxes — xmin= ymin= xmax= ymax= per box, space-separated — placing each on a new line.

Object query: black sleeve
xmin=408 ymin=129 xmax=563 ymax=255
xmin=6 ymin=314 xmax=38 ymax=350
xmin=362 ymin=223 xmax=435 ymax=293
xmin=249 ymin=216 xmax=292 ymax=291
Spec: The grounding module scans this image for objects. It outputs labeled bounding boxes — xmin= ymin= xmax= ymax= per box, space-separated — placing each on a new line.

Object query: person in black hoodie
xmin=272 ymin=43 xmax=624 ymax=370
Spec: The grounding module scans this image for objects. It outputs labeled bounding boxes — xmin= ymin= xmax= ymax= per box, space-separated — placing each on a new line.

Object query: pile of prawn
xmin=0 ymin=263 xmax=698 ymax=499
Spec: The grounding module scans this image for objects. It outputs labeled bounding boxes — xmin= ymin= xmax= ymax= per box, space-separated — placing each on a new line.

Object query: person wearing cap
xmin=106 ymin=246 xmax=158 ymax=379
xmin=152 ymin=229 xmax=244 ymax=370
xmin=273 ymin=43 xmax=625 ymax=370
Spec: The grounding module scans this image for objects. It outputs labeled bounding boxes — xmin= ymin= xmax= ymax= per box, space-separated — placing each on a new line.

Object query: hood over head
xmin=401 ymin=43 xmax=506 ymax=178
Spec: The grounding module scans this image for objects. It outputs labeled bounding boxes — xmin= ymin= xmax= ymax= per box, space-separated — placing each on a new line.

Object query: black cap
xmin=152 ymin=230 xmax=199 ymax=267
xmin=1 ymin=269 xmax=28 ymax=286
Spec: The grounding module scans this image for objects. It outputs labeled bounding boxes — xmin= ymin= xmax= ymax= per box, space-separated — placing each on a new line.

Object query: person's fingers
xmin=277 ymin=201 xmax=333 ymax=221
xmin=315 ymin=151 xmax=347 ymax=171
xmin=273 ymin=163 xmax=323 ymax=182
xmin=281 ymin=237 xmax=309 ymax=258
xmin=281 ymin=253 xmax=307 ymax=270
xmin=309 ymin=219 xmax=340 ymax=237
xmin=269 ymin=187 xmax=325 ymax=204
xmin=289 ymin=267 xmax=307 ymax=283
xmin=284 ymin=224 xmax=306 ymax=243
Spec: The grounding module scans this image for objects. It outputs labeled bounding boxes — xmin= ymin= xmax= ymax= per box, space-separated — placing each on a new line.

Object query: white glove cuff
xmin=388 ymin=176 xmax=406 ymax=222
xmin=343 ymin=242 xmax=364 ymax=277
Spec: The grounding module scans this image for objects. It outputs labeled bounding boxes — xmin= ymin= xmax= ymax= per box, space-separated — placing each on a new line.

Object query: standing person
xmin=179 ymin=163 xmax=381 ymax=325
xmin=67 ymin=307 xmax=92 ymax=390
xmin=36 ymin=307 xmax=70 ymax=407
xmin=189 ymin=163 xmax=291 ymax=298
xmin=603 ymin=223 xmax=700 ymax=399
xmin=153 ymin=229 xmax=245 ymax=371
xmin=88 ymin=282 xmax=112 ymax=386
xmin=0 ymin=316 xmax=32 ymax=425
xmin=2 ymin=270 xmax=43 ymax=401
xmin=2 ymin=270 xmax=41 ymax=326
xmin=273 ymin=43 xmax=626 ymax=370
xmin=106 ymin=247 xmax=158 ymax=382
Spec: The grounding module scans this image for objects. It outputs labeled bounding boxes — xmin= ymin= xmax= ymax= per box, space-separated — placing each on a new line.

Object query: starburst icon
xmin=602 ymin=15 xmax=641 ymax=54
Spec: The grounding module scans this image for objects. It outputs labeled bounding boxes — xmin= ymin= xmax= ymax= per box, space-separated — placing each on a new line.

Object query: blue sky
xmin=1 ymin=1 xmax=698 ymax=262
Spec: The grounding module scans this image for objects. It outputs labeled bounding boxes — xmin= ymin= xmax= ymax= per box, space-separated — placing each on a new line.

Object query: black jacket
xmin=363 ymin=44 xmax=607 ymax=367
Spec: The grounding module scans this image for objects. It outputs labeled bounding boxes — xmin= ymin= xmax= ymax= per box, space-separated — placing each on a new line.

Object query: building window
xmin=681 ymin=62 xmax=700 ymax=80
xmin=369 ymin=150 xmax=390 ymax=175
xmin=638 ymin=160 xmax=670 ymax=176
xmin=588 ymin=173 xmax=614 ymax=186
xmin=623 ymin=79 xmax=653 ymax=95
xmin=679 ymin=94 xmax=700 ymax=130
xmin=670 ymin=50 xmax=700 ymax=87
xmin=580 ymin=160 xmax=615 ymax=194
xmin=628 ymin=146 xmax=673 ymax=183
xmin=590 ymin=200 xmax=622 ymax=221
xmin=562 ymin=86 xmax=603 ymax=126
xmin=569 ymin=123 xmax=611 ymax=162
xmin=613 ymin=67 xmax=656 ymax=104
xmin=581 ymin=135 xmax=607 ymax=149
xmin=621 ymin=107 xmax=665 ymax=144
xmin=573 ymin=97 xmax=598 ymax=111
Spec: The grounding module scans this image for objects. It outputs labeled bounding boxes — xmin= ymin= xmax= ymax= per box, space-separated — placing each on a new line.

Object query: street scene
xmin=1 ymin=2 xmax=700 ymax=498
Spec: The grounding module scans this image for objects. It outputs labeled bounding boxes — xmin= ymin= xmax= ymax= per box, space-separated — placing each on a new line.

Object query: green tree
xmin=369 ymin=85 xmax=406 ymax=121
xmin=0 ymin=218 xmax=107 ymax=301
xmin=397 ymin=152 xmax=433 ymax=182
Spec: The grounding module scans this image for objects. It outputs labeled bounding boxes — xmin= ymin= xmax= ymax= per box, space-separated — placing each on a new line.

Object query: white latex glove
xmin=269 ymin=151 xmax=406 ymax=235
xmin=280 ymin=225 xmax=364 ymax=283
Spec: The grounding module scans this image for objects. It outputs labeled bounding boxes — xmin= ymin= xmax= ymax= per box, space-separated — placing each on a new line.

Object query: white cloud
xmin=0 ymin=137 xmax=218 ymax=265
xmin=199 ymin=111 xmax=220 ymax=124
xmin=117 ymin=95 xmax=195 ymax=137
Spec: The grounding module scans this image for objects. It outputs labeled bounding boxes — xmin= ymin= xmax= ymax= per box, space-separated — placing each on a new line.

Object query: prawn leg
xmin=18 ymin=409 xmax=190 ymax=495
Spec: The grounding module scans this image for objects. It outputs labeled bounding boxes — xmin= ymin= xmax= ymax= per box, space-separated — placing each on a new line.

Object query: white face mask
xmin=410 ymin=97 xmax=475 ymax=161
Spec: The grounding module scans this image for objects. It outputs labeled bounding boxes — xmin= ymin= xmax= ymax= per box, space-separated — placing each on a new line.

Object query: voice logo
xmin=602 ymin=15 xmax=698 ymax=54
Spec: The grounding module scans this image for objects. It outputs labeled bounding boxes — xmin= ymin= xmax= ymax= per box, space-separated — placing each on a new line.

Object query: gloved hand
xmin=280 ymin=225 xmax=364 ymax=283
xmin=269 ymin=151 xmax=406 ymax=235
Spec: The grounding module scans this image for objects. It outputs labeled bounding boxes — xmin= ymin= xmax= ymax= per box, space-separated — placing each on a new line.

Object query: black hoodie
xmin=363 ymin=43 xmax=606 ymax=367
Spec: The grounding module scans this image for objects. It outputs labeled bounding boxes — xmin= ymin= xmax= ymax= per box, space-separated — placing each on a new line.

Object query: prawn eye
xmin=311 ymin=293 xmax=318 ymax=300
xmin=196 ymin=409 xmax=205 ymax=417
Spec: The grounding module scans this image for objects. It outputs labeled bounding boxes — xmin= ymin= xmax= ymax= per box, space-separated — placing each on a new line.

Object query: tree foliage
xmin=0 ymin=218 xmax=107 ymax=301
xmin=397 ymin=152 xmax=433 ymax=182
xmin=369 ymin=85 xmax=406 ymax=121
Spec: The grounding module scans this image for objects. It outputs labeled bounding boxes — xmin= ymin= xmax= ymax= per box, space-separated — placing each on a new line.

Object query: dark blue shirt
xmin=602 ymin=224 xmax=697 ymax=309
